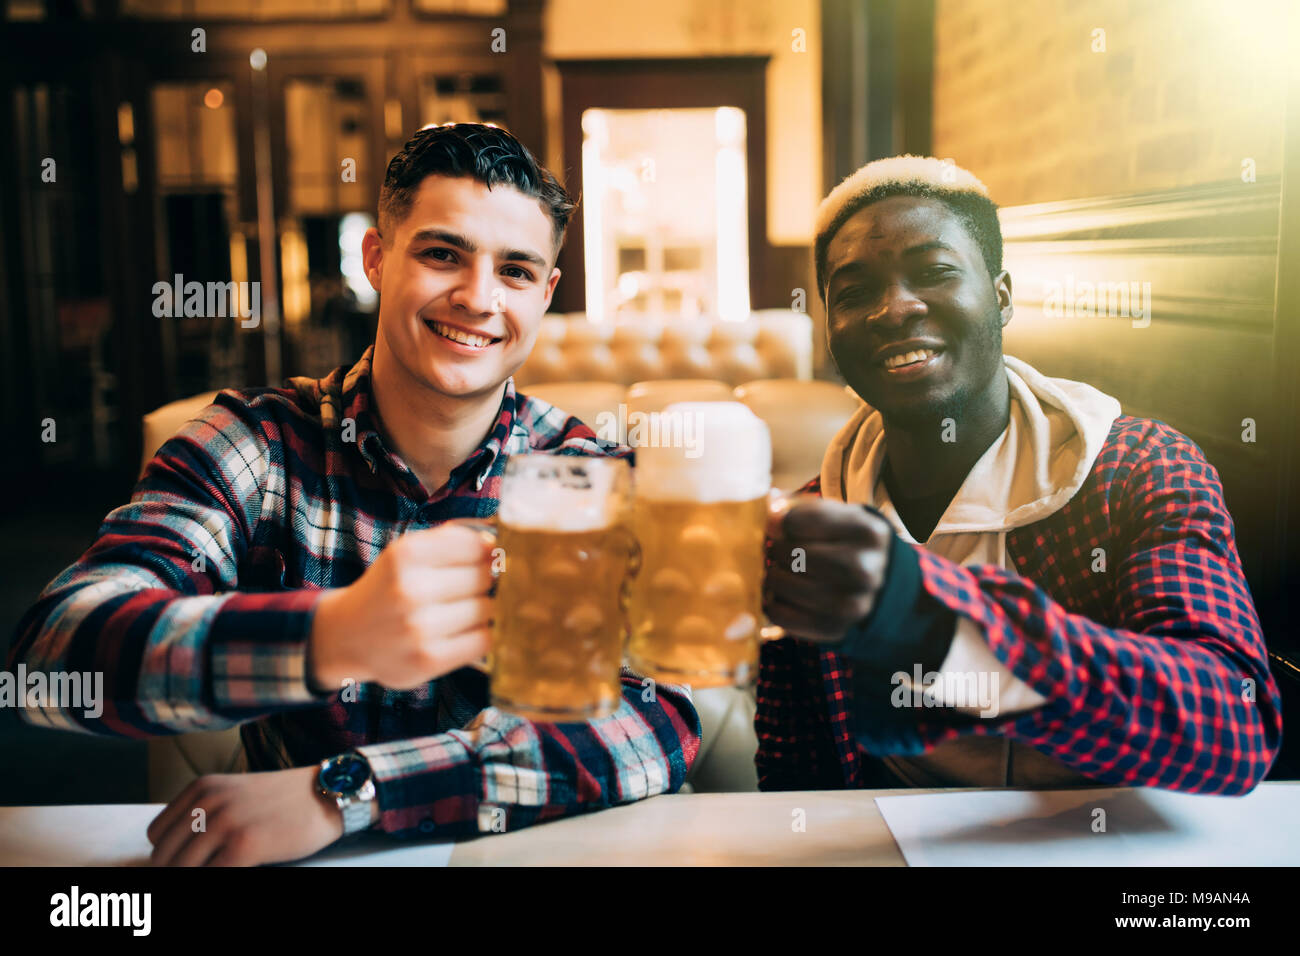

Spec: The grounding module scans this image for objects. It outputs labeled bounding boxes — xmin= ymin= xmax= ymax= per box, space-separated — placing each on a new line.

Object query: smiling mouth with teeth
xmin=424 ymin=319 xmax=501 ymax=349
xmin=881 ymin=348 xmax=939 ymax=370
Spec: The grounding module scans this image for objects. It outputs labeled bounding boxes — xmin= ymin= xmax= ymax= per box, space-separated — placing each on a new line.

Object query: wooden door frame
xmin=128 ymin=53 xmax=264 ymax=397
xmin=821 ymin=0 xmax=934 ymax=192
xmin=0 ymin=3 xmax=548 ymax=488
xmin=553 ymin=56 xmax=771 ymax=315
xmin=264 ymin=54 xmax=390 ymax=225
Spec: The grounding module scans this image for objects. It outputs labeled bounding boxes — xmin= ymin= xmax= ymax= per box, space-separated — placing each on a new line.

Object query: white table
xmin=0 ymin=790 xmax=921 ymax=866
xmin=2 ymin=783 xmax=1295 ymax=866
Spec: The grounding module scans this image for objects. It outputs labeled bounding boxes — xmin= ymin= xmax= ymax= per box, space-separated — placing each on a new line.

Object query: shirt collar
xmin=457 ymin=377 xmax=517 ymax=492
xmin=336 ymin=345 xmax=517 ymax=493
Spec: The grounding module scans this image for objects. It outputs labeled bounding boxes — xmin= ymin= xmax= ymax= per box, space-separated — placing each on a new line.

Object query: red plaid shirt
xmin=756 ymin=414 xmax=1282 ymax=795
xmin=10 ymin=346 xmax=700 ymax=838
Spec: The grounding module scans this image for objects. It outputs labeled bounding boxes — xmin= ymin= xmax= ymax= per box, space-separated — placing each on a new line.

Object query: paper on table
xmin=875 ymin=783 xmax=1300 ymax=866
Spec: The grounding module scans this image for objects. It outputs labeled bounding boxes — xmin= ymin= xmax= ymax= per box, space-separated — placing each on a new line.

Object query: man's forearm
xmin=354 ymin=675 xmax=700 ymax=839
xmin=870 ymin=547 xmax=1282 ymax=794
xmin=10 ymin=574 xmax=335 ymax=735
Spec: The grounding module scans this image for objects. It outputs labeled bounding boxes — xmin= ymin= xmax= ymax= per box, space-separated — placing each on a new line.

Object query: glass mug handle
xmin=758 ymin=488 xmax=795 ymax=644
xmin=445 ymin=517 xmax=498 ymax=674
xmin=456 ymin=517 xmax=641 ymax=676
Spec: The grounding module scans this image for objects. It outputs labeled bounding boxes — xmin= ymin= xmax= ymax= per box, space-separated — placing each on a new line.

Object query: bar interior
xmin=0 ymin=0 xmax=1298 ymax=875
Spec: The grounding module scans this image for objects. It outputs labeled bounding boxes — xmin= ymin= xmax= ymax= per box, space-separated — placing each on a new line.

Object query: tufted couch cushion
xmin=526 ymin=378 xmax=862 ymax=495
xmin=516 ymin=381 xmax=627 ymax=432
xmin=734 ymin=379 xmax=864 ymax=492
xmin=625 ymin=378 xmax=737 ymax=416
xmin=514 ymin=311 xmax=813 ymax=389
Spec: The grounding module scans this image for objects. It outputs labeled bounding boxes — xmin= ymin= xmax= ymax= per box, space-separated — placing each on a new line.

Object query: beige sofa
xmin=515 ymin=311 xmax=814 ymax=388
xmin=526 ymin=377 xmax=863 ymax=494
xmin=138 ymin=314 xmax=862 ymax=802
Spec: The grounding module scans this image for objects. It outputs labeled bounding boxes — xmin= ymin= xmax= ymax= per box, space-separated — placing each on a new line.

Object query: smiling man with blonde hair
xmin=757 ymin=155 xmax=1281 ymax=795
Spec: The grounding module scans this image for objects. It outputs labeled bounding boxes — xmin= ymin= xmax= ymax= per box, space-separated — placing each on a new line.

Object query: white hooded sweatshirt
xmin=819 ymin=354 xmax=1123 ymax=787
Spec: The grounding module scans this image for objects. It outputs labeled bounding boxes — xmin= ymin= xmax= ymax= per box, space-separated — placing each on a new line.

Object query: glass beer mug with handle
xmin=626 ymin=401 xmax=782 ymax=688
xmin=487 ymin=454 xmax=637 ymax=722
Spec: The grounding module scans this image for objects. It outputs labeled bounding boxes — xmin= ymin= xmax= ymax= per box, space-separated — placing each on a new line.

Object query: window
xmin=581 ymin=107 xmax=750 ymax=322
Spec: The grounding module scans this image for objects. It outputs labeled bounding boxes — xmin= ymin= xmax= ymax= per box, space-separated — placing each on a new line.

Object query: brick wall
xmin=933 ymin=0 xmax=1290 ymax=205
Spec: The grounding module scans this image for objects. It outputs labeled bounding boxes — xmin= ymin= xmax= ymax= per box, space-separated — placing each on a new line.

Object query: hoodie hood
xmin=820 ymin=354 xmax=1122 ymax=548
xmin=820 ymin=354 xmax=1122 ymax=790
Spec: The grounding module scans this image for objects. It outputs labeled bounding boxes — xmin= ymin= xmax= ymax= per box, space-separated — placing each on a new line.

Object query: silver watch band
xmin=339 ymin=784 xmax=376 ymax=835
xmin=337 ymin=777 xmax=377 ymax=836
xmin=320 ymin=755 xmax=378 ymax=837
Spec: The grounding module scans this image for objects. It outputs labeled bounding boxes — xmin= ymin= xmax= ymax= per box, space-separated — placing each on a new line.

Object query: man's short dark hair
xmin=813 ymin=156 xmax=1003 ymax=296
xmin=378 ymin=123 xmax=576 ymax=257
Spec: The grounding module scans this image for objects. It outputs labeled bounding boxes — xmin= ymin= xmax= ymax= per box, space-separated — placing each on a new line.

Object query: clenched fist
xmin=763 ymin=497 xmax=894 ymax=644
xmin=308 ymin=520 xmax=496 ymax=691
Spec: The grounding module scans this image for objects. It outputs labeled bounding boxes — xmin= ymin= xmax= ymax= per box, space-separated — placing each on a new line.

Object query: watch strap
xmin=340 ymin=793 xmax=374 ymax=836
xmin=320 ymin=754 xmax=377 ymax=837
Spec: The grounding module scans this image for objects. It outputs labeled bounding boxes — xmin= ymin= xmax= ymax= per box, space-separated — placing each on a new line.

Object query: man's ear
xmin=361 ymin=227 xmax=385 ymax=293
xmin=994 ymin=269 xmax=1013 ymax=327
xmin=542 ymin=267 xmax=561 ymax=309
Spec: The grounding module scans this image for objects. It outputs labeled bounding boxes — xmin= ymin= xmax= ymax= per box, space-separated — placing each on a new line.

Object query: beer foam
xmin=634 ymin=401 xmax=771 ymax=503
xmin=498 ymin=457 xmax=626 ymax=531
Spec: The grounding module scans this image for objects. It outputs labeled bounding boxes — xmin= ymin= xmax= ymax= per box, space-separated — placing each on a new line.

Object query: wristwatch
xmin=318 ymin=753 xmax=377 ymax=836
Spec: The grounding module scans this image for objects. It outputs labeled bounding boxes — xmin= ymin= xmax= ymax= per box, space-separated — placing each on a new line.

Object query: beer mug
xmin=488 ymin=454 xmax=637 ymax=722
xmin=626 ymin=401 xmax=780 ymax=688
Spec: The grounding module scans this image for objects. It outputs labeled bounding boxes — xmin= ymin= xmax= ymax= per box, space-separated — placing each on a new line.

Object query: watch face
xmin=320 ymin=754 xmax=369 ymax=794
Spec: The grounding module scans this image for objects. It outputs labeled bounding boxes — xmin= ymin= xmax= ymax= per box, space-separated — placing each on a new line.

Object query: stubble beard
xmin=870 ymin=311 xmax=1005 ymax=432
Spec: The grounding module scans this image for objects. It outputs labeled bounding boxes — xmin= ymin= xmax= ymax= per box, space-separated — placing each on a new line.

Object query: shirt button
xmin=419 ymin=819 xmax=436 ymax=834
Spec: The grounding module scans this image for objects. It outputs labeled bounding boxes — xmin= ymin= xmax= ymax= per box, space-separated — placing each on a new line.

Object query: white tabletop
xmin=2 ymin=783 xmax=1296 ymax=867
xmin=0 ymin=791 xmax=913 ymax=866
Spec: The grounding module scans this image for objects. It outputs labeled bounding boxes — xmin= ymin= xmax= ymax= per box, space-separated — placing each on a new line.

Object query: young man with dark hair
xmin=757 ymin=156 xmax=1281 ymax=794
xmin=10 ymin=123 xmax=700 ymax=865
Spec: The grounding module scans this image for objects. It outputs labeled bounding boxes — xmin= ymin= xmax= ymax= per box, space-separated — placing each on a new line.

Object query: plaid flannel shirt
xmin=756 ymin=414 xmax=1282 ymax=795
xmin=9 ymin=345 xmax=700 ymax=839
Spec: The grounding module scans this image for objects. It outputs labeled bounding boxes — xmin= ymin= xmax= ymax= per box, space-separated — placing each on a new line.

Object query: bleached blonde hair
xmin=814 ymin=155 xmax=1000 ymax=294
